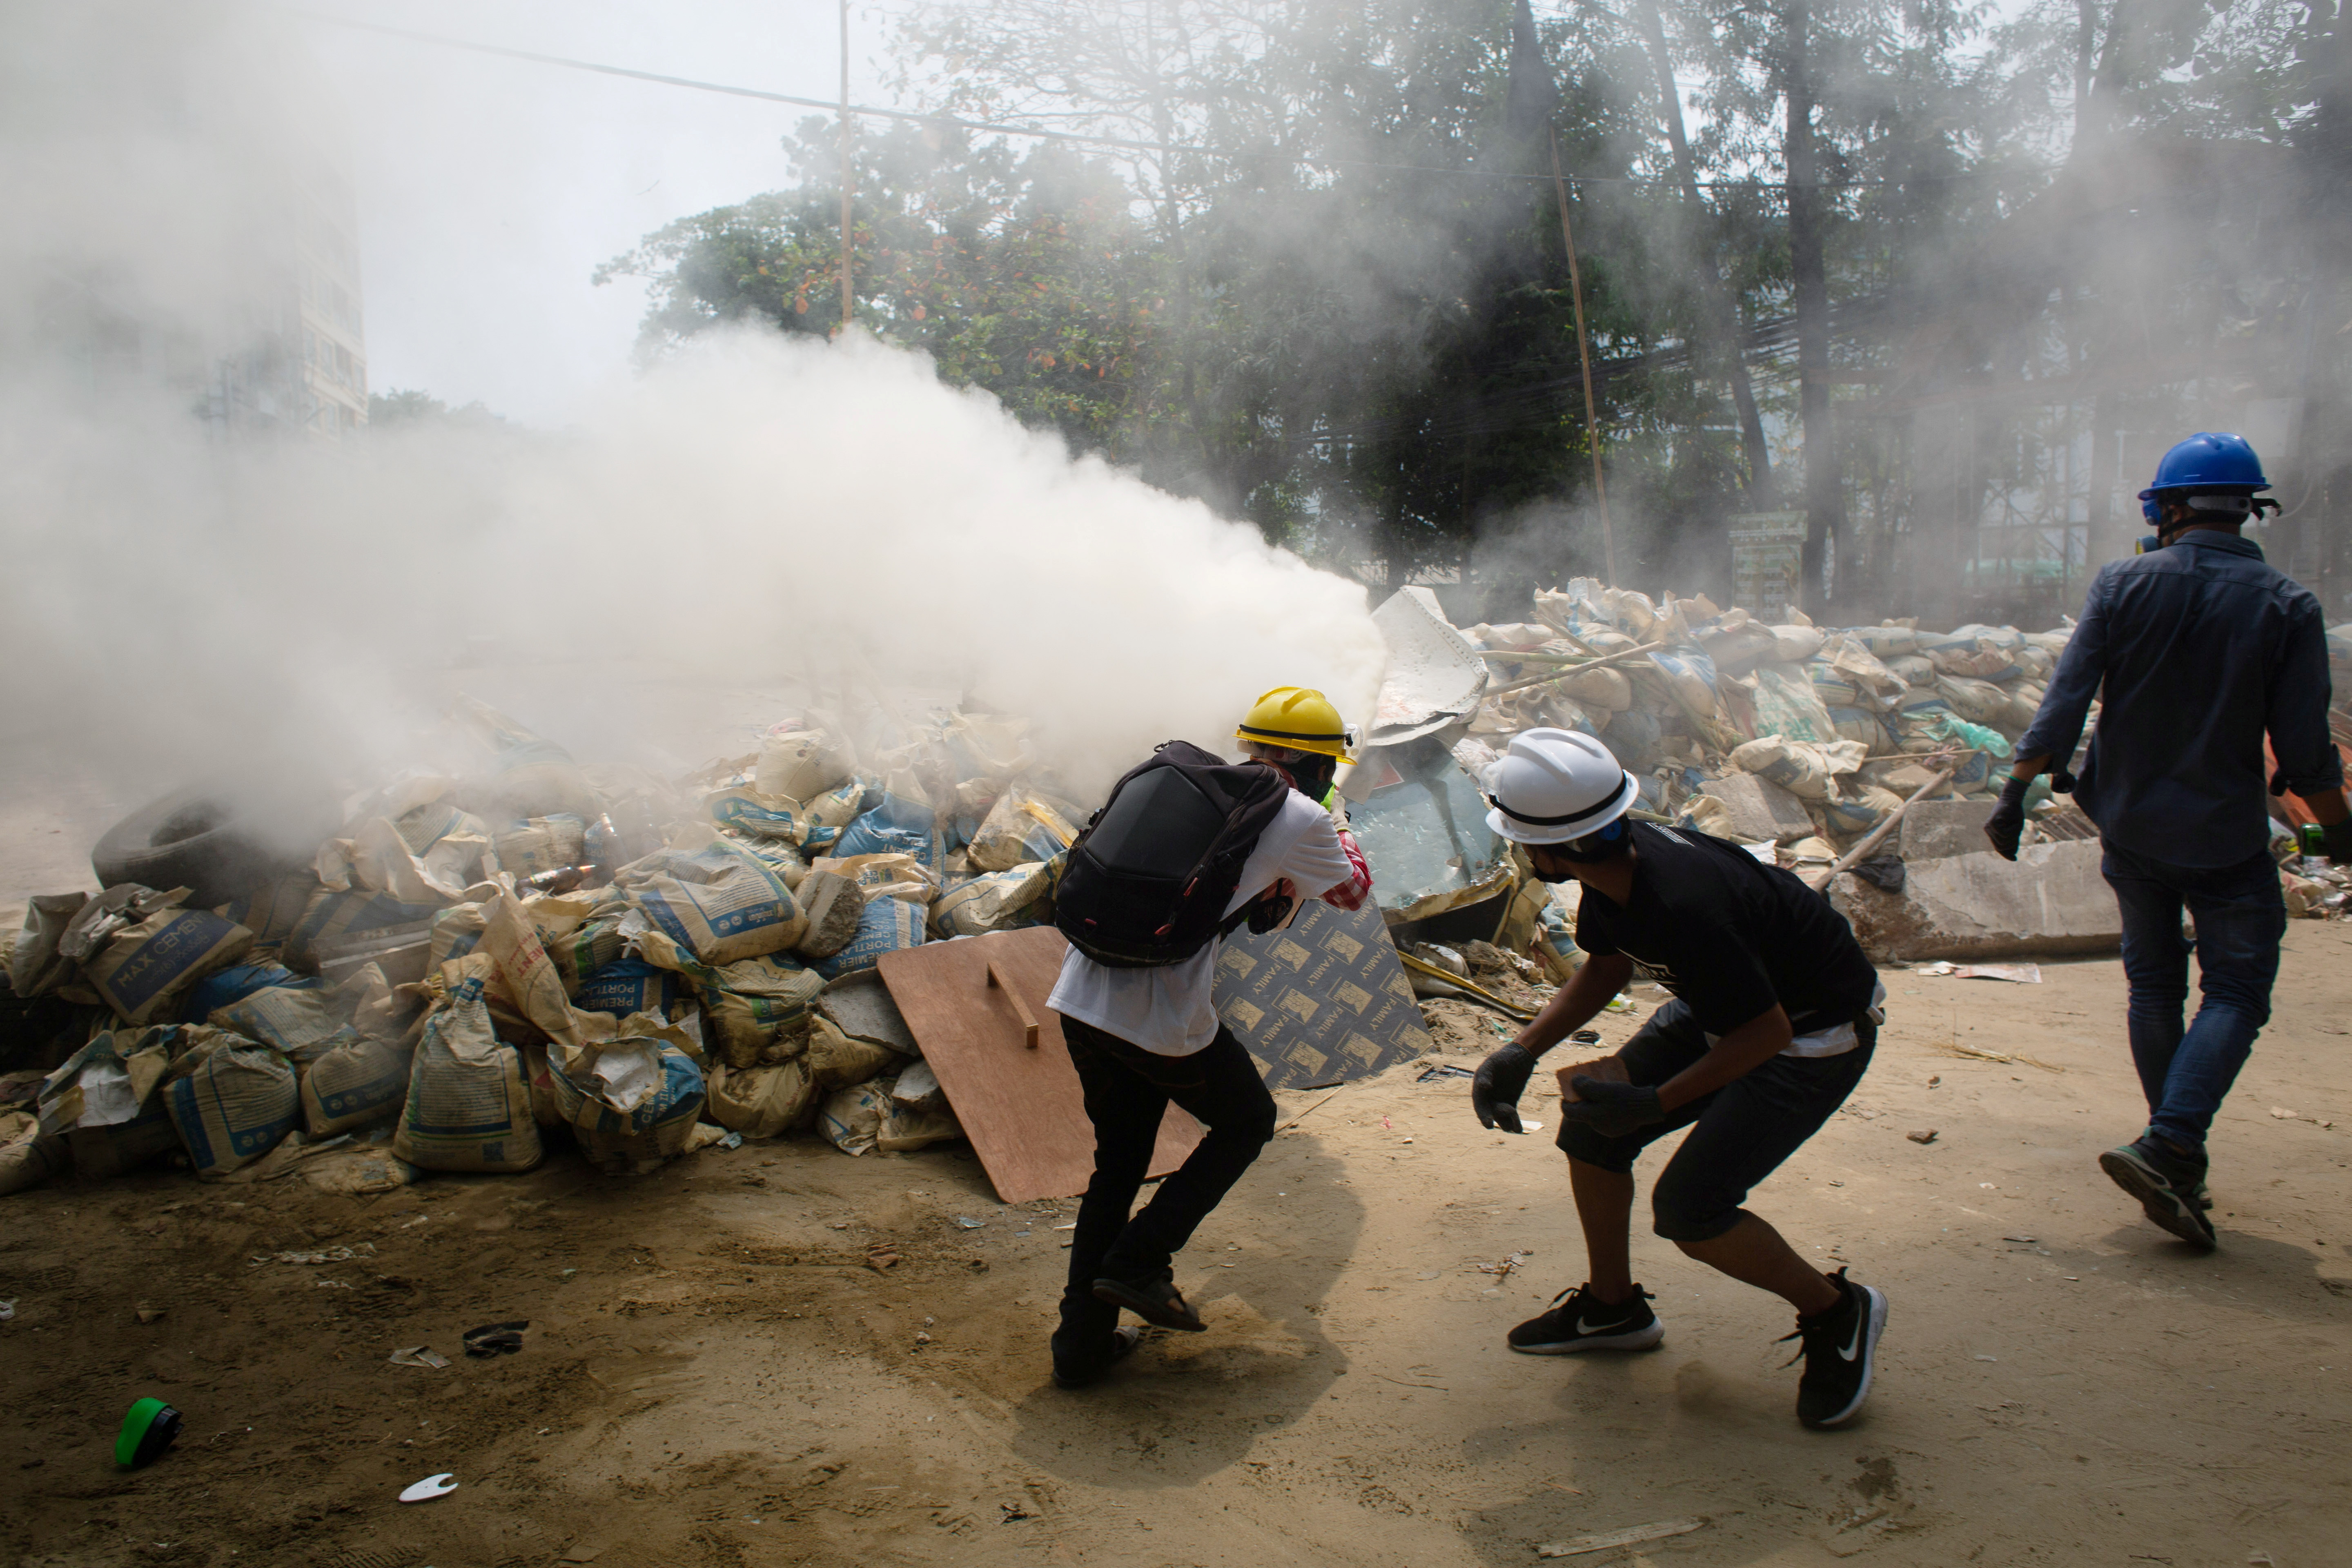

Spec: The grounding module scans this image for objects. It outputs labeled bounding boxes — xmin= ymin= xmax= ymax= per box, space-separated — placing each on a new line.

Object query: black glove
xmin=1471 ymin=1043 xmax=1538 ymax=1134
xmin=2326 ymin=817 xmax=2352 ymax=866
xmin=1984 ymin=773 xmax=2033 ymax=862
xmin=1560 ymin=1077 xmax=1665 ymax=1139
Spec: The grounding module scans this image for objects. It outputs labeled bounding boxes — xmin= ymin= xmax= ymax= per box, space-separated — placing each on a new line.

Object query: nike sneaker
xmin=1783 ymin=1267 xmax=1888 ymax=1429
xmin=2098 ymin=1135 xmax=2218 ymax=1249
xmin=1507 ymin=1283 xmax=1664 ymax=1354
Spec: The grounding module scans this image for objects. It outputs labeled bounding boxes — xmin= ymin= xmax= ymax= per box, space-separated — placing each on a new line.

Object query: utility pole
xmin=1550 ymin=129 xmax=1618 ymax=585
xmin=839 ymin=0 xmax=854 ymax=332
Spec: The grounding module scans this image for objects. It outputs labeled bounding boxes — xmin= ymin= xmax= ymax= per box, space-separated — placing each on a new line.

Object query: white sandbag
xmin=1937 ymin=675 xmax=2014 ymax=726
xmin=698 ymin=954 xmax=826 ymax=1069
xmin=392 ymin=975 xmax=542 ymax=1173
xmin=209 ymin=986 xmax=357 ymax=1066
xmin=806 ymin=1014 xmax=900 ymax=1089
xmin=807 ymin=853 xmax=937 ymax=906
xmin=1769 ymin=624 xmax=1826 ymax=663
xmin=1558 ymin=664 xmax=1633 ymax=711
xmin=492 ymin=814 xmax=588 ymax=879
xmin=966 ymin=786 xmax=1081 ymax=873
xmin=161 ymin=1036 xmax=299 ymax=1178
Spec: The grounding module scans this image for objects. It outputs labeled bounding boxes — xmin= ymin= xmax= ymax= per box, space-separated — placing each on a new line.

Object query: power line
xmin=294 ymin=11 xmax=2034 ymax=192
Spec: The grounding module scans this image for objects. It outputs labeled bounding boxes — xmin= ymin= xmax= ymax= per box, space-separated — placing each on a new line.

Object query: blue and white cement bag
xmin=392 ymin=976 xmax=541 ymax=1173
xmin=546 ymin=1039 xmax=706 ymax=1170
xmin=811 ymin=896 xmax=925 ymax=980
xmin=162 ymin=1036 xmax=299 ymax=1178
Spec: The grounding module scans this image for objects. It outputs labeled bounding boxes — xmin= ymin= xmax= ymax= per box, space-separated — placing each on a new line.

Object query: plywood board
xmin=876 ymin=927 xmax=1201 ymax=1204
xmin=1213 ymin=899 xmax=1433 ymax=1090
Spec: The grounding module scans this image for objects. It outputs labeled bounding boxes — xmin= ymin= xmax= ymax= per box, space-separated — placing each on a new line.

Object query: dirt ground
xmin=3 ymin=925 xmax=2348 ymax=1568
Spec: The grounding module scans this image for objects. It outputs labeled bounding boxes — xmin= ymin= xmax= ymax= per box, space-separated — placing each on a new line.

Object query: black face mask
xmin=1528 ymin=819 xmax=1629 ymax=876
xmin=1272 ymin=752 xmax=1337 ymax=803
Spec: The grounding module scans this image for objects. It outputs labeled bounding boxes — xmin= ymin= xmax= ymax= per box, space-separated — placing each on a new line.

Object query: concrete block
xmin=1698 ymin=772 xmax=1817 ymax=843
xmin=1829 ymin=838 xmax=2119 ymax=962
xmin=1899 ymin=798 xmax=1998 ymax=862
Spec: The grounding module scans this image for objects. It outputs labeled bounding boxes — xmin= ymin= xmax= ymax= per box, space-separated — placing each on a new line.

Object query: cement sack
xmin=807 ymin=1013 xmax=900 ymax=1089
xmin=698 ymin=954 xmax=825 ymax=1068
xmin=1845 ymin=624 xmax=1920 ymax=658
xmin=392 ymin=976 xmax=541 ymax=1173
xmin=704 ymin=787 xmax=814 ymax=845
xmin=36 ymin=1027 xmax=187 ymax=1145
xmin=1557 ymin=664 xmax=1633 ymax=711
xmin=2001 ymin=685 xmax=2046 ymax=735
xmin=1823 ymin=636 xmax=1908 ymax=701
xmin=301 ymin=1144 xmax=420 ymax=1195
xmin=317 ymin=815 xmax=488 ymax=906
xmin=0 ymin=1114 xmax=68 ymax=1197
xmin=1927 ymin=641 xmax=2018 ymax=682
xmin=1749 ymin=663 xmax=1838 ymax=745
xmin=573 ymin=957 xmax=685 ymax=1021
xmin=11 ymin=891 xmax=87 ymax=997
xmin=819 ymin=1079 xmax=891 ymax=1156
xmin=181 ymin=962 xmax=318 ymax=1023
xmin=85 ymin=902 xmax=255 ymax=1027
xmin=452 ymin=697 xmax=600 ymax=822
xmin=755 ymin=729 xmax=855 ymax=803
xmin=810 ymin=853 xmax=938 ymax=907
xmin=1728 ymin=736 xmax=1867 ymax=801
xmin=546 ymin=1037 xmax=705 ymax=1170
xmin=300 ymin=1030 xmax=413 ymax=1137
xmin=1697 ymin=617 xmax=1780 ymax=677
xmin=811 ymin=895 xmax=926 ymax=980
xmin=428 ymin=902 xmax=489 ymax=968
xmin=931 ymin=862 xmax=1052 ymax=938
xmin=481 ymin=892 xmax=586 ymax=1049
xmin=966 ymin=787 xmax=1081 ymax=873
xmin=792 ymin=870 xmax=866 ymax=959
xmin=1598 ymin=707 xmax=1663 ymax=771
xmin=1886 ymin=653 xmax=1936 ymax=686
xmin=617 ymin=822 xmax=806 ymax=967
xmin=161 ymin=1036 xmax=299 ymax=1178
xmin=704 ymin=1058 xmax=819 ymax=1139
xmin=209 ymin=986 xmax=357 ymax=1065
xmin=214 ymin=872 xmax=318 ymax=960
xmin=940 ymin=713 xmax=1035 ymax=783
xmin=69 ymin=1103 xmax=182 ymax=1179
xmin=493 ymin=814 xmax=588 ymax=879
xmin=283 ymin=888 xmax=440 ymax=974
xmin=389 ymin=796 xmax=481 ymax=855
xmin=1646 ymin=649 xmax=1720 ymax=721
xmin=878 ymin=1100 xmax=964 ymax=1154
xmin=1769 ymin=624 xmax=1827 ymax=663
xmin=549 ymin=913 xmax=628 ymax=991
xmin=1826 ymin=706 xmax=1891 ymax=752
xmin=1937 ymin=676 xmax=2014 ymax=727
xmin=835 ymin=793 xmax=950 ymax=876
xmin=1539 ymin=690 xmax=1604 ymax=735
xmin=2012 ymin=644 xmax=2055 ymax=681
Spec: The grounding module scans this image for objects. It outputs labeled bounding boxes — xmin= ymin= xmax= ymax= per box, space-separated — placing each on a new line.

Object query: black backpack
xmin=1054 ymin=741 xmax=1294 ymax=968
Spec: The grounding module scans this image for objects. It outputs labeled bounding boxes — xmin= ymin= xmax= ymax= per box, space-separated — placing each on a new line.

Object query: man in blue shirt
xmin=1987 ymin=432 xmax=2349 ymax=1250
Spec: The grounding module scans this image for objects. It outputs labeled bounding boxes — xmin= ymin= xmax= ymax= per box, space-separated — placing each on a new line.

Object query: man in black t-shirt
xmin=1466 ymin=728 xmax=1890 ymax=1430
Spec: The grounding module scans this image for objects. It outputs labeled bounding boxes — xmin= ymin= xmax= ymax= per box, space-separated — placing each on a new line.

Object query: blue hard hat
xmin=2138 ymin=432 xmax=2271 ymax=500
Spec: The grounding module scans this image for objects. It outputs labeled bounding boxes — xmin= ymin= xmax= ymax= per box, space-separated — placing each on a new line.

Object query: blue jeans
xmin=2101 ymin=840 xmax=2285 ymax=1155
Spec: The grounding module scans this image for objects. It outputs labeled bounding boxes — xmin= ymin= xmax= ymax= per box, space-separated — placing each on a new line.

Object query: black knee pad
xmin=1555 ymin=1120 xmax=1639 ymax=1174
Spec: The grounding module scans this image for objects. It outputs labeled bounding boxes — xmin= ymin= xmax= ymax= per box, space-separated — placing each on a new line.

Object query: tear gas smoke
xmin=0 ymin=2 xmax=1385 ymax=889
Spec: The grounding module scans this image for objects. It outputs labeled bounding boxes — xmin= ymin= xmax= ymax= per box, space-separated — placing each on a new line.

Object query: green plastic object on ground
xmin=1931 ymin=713 xmax=2013 ymax=760
xmin=115 ymin=1398 xmax=183 ymax=1468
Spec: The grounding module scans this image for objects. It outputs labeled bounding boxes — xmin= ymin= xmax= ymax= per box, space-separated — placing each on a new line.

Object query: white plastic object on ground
xmin=399 ymin=1472 xmax=459 ymax=1502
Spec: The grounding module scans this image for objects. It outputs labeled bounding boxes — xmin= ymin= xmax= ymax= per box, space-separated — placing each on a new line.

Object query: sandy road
xmin=2 ymin=924 xmax=2346 ymax=1568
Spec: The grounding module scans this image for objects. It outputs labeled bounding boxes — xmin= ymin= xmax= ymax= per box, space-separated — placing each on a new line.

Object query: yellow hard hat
xmin=1236 ymin=687 xmax=1357 ymax=762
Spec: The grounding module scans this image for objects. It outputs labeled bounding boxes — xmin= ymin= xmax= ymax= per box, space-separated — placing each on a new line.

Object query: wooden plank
xmin=877 ymin=927 xmax=1200 ymax=1204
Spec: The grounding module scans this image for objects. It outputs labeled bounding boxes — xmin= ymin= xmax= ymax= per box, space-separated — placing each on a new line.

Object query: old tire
xmin=90 ymin=786 xmax=320 ymax=909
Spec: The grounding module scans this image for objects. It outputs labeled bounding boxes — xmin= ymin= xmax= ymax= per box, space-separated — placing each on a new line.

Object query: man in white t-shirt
xmin=1045 ymin=688 xmax=1372 ymax=1388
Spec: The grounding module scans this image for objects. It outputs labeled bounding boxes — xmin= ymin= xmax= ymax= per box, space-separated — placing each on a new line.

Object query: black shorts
xmin=1555 ymin=998 xmax=1874 ymax=1242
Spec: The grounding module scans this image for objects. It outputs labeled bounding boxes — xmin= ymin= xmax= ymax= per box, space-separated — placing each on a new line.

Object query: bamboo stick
xmin=1549 ymin=128 xmax=1617 ymax=584
xmin=1806 ymin=765 xmax=1956 ymax=891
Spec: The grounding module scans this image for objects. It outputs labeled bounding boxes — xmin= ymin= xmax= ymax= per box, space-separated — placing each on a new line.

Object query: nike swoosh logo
xmin=1576 ymin=1316 xmax=1620 ymax=1336
xmin=1838 ymin=1319 xmax=1864 ymax=1361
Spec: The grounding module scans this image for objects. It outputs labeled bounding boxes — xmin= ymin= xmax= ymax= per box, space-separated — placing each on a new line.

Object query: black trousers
xmin=1053 ymin=1014 xmax=1276 ymax=1352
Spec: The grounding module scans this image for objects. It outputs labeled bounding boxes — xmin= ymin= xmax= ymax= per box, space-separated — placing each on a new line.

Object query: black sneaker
xmin=1506 ymin=1283 xmax=1664 ymax=1354
xmin=2098 ymin=1135 xmax=2218 ymax=1249
xmin=1051 ymin=1325 xmax=1143 ymax=1389
xmin=1782 ymin=1268 xmax=1888 ymax=1429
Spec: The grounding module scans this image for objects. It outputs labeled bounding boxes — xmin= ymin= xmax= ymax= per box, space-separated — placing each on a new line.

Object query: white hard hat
xmin=1482 ymin=728 xmax=1638 ymax=846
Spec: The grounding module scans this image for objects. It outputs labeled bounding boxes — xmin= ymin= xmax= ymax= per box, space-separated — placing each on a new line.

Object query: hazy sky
xmin=302 ymin=2 xmax=895 ymax=425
